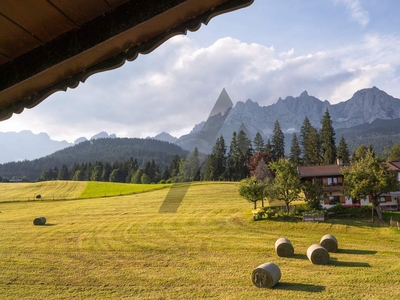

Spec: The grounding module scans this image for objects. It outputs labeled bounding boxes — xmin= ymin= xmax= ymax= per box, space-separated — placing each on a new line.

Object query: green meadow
xmin=0 ymin=181 xmax=171 ymax=202
xmin=0 ymin=182 xmax=399 ymax=299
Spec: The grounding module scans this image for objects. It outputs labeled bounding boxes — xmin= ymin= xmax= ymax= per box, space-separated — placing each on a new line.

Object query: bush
xmin=327 ymin=204 xmax=372 ymax=218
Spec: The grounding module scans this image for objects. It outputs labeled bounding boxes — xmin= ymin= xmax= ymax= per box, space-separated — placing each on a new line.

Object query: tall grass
xmin=0 ymin=182 xmax=399 ymax=299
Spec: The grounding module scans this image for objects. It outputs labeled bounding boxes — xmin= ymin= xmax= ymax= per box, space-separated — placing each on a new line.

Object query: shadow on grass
xmin=275 ymin=282 xmax=325 ymax=292
xmin=291 ymin=254 xmax=308 ymax=260
xmin=338 ymin=248 xmax=377 ymax=255
xmin=42 ymin=223 xmax=57 ymax=226
xmin=158 ymin=183 xmax=191 ymax=213
xmin=330 ymin=258 xmax=371 ymax=268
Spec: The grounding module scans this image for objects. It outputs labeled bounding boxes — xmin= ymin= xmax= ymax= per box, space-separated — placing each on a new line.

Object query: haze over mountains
xmin=0 ymin=131 xmax=116 ymax=164
xmin=1 ymin=86 xmax=400 ymax=164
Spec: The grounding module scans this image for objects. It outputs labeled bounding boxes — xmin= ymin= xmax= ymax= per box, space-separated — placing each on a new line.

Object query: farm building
xmin=297 ymin=158 xmax=400 ymax=211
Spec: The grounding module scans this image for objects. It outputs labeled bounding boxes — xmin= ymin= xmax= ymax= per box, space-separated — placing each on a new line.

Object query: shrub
xmin=327 ymin=204 xmax=372 ymax=218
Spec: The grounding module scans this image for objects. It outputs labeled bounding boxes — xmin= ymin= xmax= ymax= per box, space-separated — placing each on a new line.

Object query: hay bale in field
xmin=251 ymin=262 xmax=281 ymax=288
xmin=275 ymin=237 xmax=294 ymax=257
xmin=33 ymin=216 xmax=46 ymax=225
xmin=35 ymin=194 xmax=41 ymax=199
xmin=307 ymin=244 xmax=330 ymax=265
xmin=320 ymin=234 xmax=338 ymax=252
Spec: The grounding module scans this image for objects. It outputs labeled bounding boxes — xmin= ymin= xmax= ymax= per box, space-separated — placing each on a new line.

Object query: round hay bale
xmin=35 ymin=194 xmax=41 ymax=199
xmin=275 ymin=237 xmax=294 ymax=257
xmin=251 ymin=262 xmax=281 ymax=288
xmin=320 ymin=234 xmax=338 ymax=252
xmin=307 ymin=244 xmax=330 ymax=265
xmin=33 ymin=216 xmax=46 ymax=225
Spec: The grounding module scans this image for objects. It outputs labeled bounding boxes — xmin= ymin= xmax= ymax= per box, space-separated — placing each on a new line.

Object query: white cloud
xmin=334 ymin=0 xmax=370 ymax=27
xmin=1 ymin=31 xmax=400 ymax=142
xmin=279 ymin=48 xmax=295 ymax=58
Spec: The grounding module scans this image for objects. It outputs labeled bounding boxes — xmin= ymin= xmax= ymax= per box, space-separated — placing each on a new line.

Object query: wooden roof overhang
xmin=0 ymin=0 xmax=253 ymax=121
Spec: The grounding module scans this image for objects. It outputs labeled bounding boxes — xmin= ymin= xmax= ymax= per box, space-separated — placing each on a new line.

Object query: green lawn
xmin=0 ymin=182 xmax=399 ymax=299
xmin=0 ymin=181 xmax=171 ymax=202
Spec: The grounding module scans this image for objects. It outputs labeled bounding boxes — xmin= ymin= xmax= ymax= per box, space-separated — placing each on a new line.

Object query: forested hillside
xmin=336 ymin=118 xmax=400 ymax=154
xmin=0 ymin=138 xmax=187 ymax=181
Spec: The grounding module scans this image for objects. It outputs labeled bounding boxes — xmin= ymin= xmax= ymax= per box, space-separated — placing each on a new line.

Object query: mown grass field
xmin=0 ymin=182 xmax=399 ymax=299
xmin=0 ymin=181 xmax=171 ymax=202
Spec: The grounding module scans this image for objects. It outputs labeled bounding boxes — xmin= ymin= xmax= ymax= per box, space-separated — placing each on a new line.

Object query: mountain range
xmin=1 ymin=86 xmax=400 ymax=164
xmin=0 ymin=131 xmax=116 ymax=164
xmin=173 ymin=86 xmax=400 ymax=153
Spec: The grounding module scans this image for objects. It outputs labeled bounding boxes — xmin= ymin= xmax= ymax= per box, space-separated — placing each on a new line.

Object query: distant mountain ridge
xmin=0 ymin=130 xmax=117 ymax=164
xmin=174 ymin=86 xmax=400 ymax=152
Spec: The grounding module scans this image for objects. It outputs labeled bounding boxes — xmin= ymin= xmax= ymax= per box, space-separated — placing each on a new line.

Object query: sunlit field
xmin=0 ymin=181 xmax=170 ymax=202
xmin=0 ymin=182 xmax=399 ymax=299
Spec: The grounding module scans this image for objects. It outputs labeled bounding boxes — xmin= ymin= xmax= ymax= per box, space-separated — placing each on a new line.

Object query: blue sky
xmin=1 ymin=0 xmax=400 ymax=143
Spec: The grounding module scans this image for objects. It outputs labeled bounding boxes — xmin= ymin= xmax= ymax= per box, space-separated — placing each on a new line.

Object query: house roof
xmin=385 ymin=161 xmax=400 ymax=171
xmin=0 ymin=0 xmax=253 ymax=121
xmin=297 ymin=164 xmax=345 ymax=177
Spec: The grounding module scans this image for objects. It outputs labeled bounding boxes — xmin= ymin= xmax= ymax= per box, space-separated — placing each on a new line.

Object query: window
xmin=329 ymin=196 xmax=340 ymax=204
xmin=379 ymin=197 xmax=386 ymax=203
xmin=327 ymin=177 xmax=338 ymax=185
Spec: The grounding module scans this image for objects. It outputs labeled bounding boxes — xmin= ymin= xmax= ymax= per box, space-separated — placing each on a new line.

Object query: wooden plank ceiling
xmin=0 ymin=0 xmax=253 ymax=121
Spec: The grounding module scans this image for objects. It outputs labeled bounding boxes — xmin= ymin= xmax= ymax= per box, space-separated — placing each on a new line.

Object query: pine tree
xmin=320 ymin=109 xmax=337 ymax=164
xmin=237 ymin=130 xmax=252 ymax=179
xmin=337 ymin=136 xmax=350 ymax=164
xmin=306 ymin=126 xmax=321 ymax=165
xmin=300 ymin=117 xmax=312 ymax=165
xmin=253 ymin=132 xmax=265 ymax=153
xmin=181 ymin=147 xmax=200 ymax=181
xmin=58 ymin=164 xmax=69 ymax=180
xmin=227 ymin=131 xmax=240 ymax=180
xmin=102 ymin=162 xmax=112 ymax=182
xmin=289 ymin=133 xmax=301 ymax=166
xmin=169 ymin=155 xmax=181 ymax=179
xmin=91 ymin=161 xmax=103 ymax=181
xmin=265 ymin=139 xmax=272 ymax=156
xmin=272 ymin=120 xmax=285 ymax=160
xmin=204 ymin=135 xmax=227 ymax=180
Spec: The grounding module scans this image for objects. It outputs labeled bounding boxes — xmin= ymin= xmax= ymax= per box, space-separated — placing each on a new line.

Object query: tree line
xmin=6 ymin=109 xmax=400 ymax=184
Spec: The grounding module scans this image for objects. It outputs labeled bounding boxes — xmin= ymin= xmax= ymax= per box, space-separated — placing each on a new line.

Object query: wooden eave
xmin=0 ymin=0 xmax=253 ymax=121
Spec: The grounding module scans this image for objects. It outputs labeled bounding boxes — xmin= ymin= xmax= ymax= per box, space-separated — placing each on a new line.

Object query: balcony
xmin=323 ymin=183 xmax=343 ymax=192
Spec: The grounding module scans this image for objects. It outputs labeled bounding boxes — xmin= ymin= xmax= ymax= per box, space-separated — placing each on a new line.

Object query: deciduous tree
xmin=266 ymin=158 xmax=302 ymax=213
xmin=238 ymin=177 xmax=266 ymax=209
xmin=343 ymin=150 xmax=398 ymax=221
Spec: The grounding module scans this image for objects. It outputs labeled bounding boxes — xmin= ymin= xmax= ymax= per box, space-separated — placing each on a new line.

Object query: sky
xmin=1 ymin=0 xmax=400 ymax=143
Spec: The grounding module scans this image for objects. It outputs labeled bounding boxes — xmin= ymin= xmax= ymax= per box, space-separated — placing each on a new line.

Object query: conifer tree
xmin=272 ymin=120 xmax=285 ymax=160
xmin=289 ymin=133 xmax=301 ymax=166
xmin=237 ymin=130 xmax=252 ymax=179
xmin=300 ymin=117 xmax=312 ymax=164
xmin=265 ymin=139 xmax=272 ymax=157
xmin=91 ymin=161 xmax=103 ymax=181
xmin=203 ymin=136 xmax=227 ymax=180
xmin=58 ymin=164 xmax=69 ymax=180
xmin=253 ymin=132 xmax=265 ymax=153
xmin=102 ymin=162 xmax=112 ymax=182
xmin=307 ymin=126 xmax=321 ymax=165
xmin=320 ymin=109 xmax=337 ymax=164
xmin=337 ymin=136 xmax=350 ymax=164
xmin=227 ymin=132 xmax=241 ymax=181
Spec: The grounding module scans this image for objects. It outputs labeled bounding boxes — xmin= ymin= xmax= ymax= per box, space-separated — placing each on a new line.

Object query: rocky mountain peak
xmin=208 ymin=88 xmax=233 ymax=118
